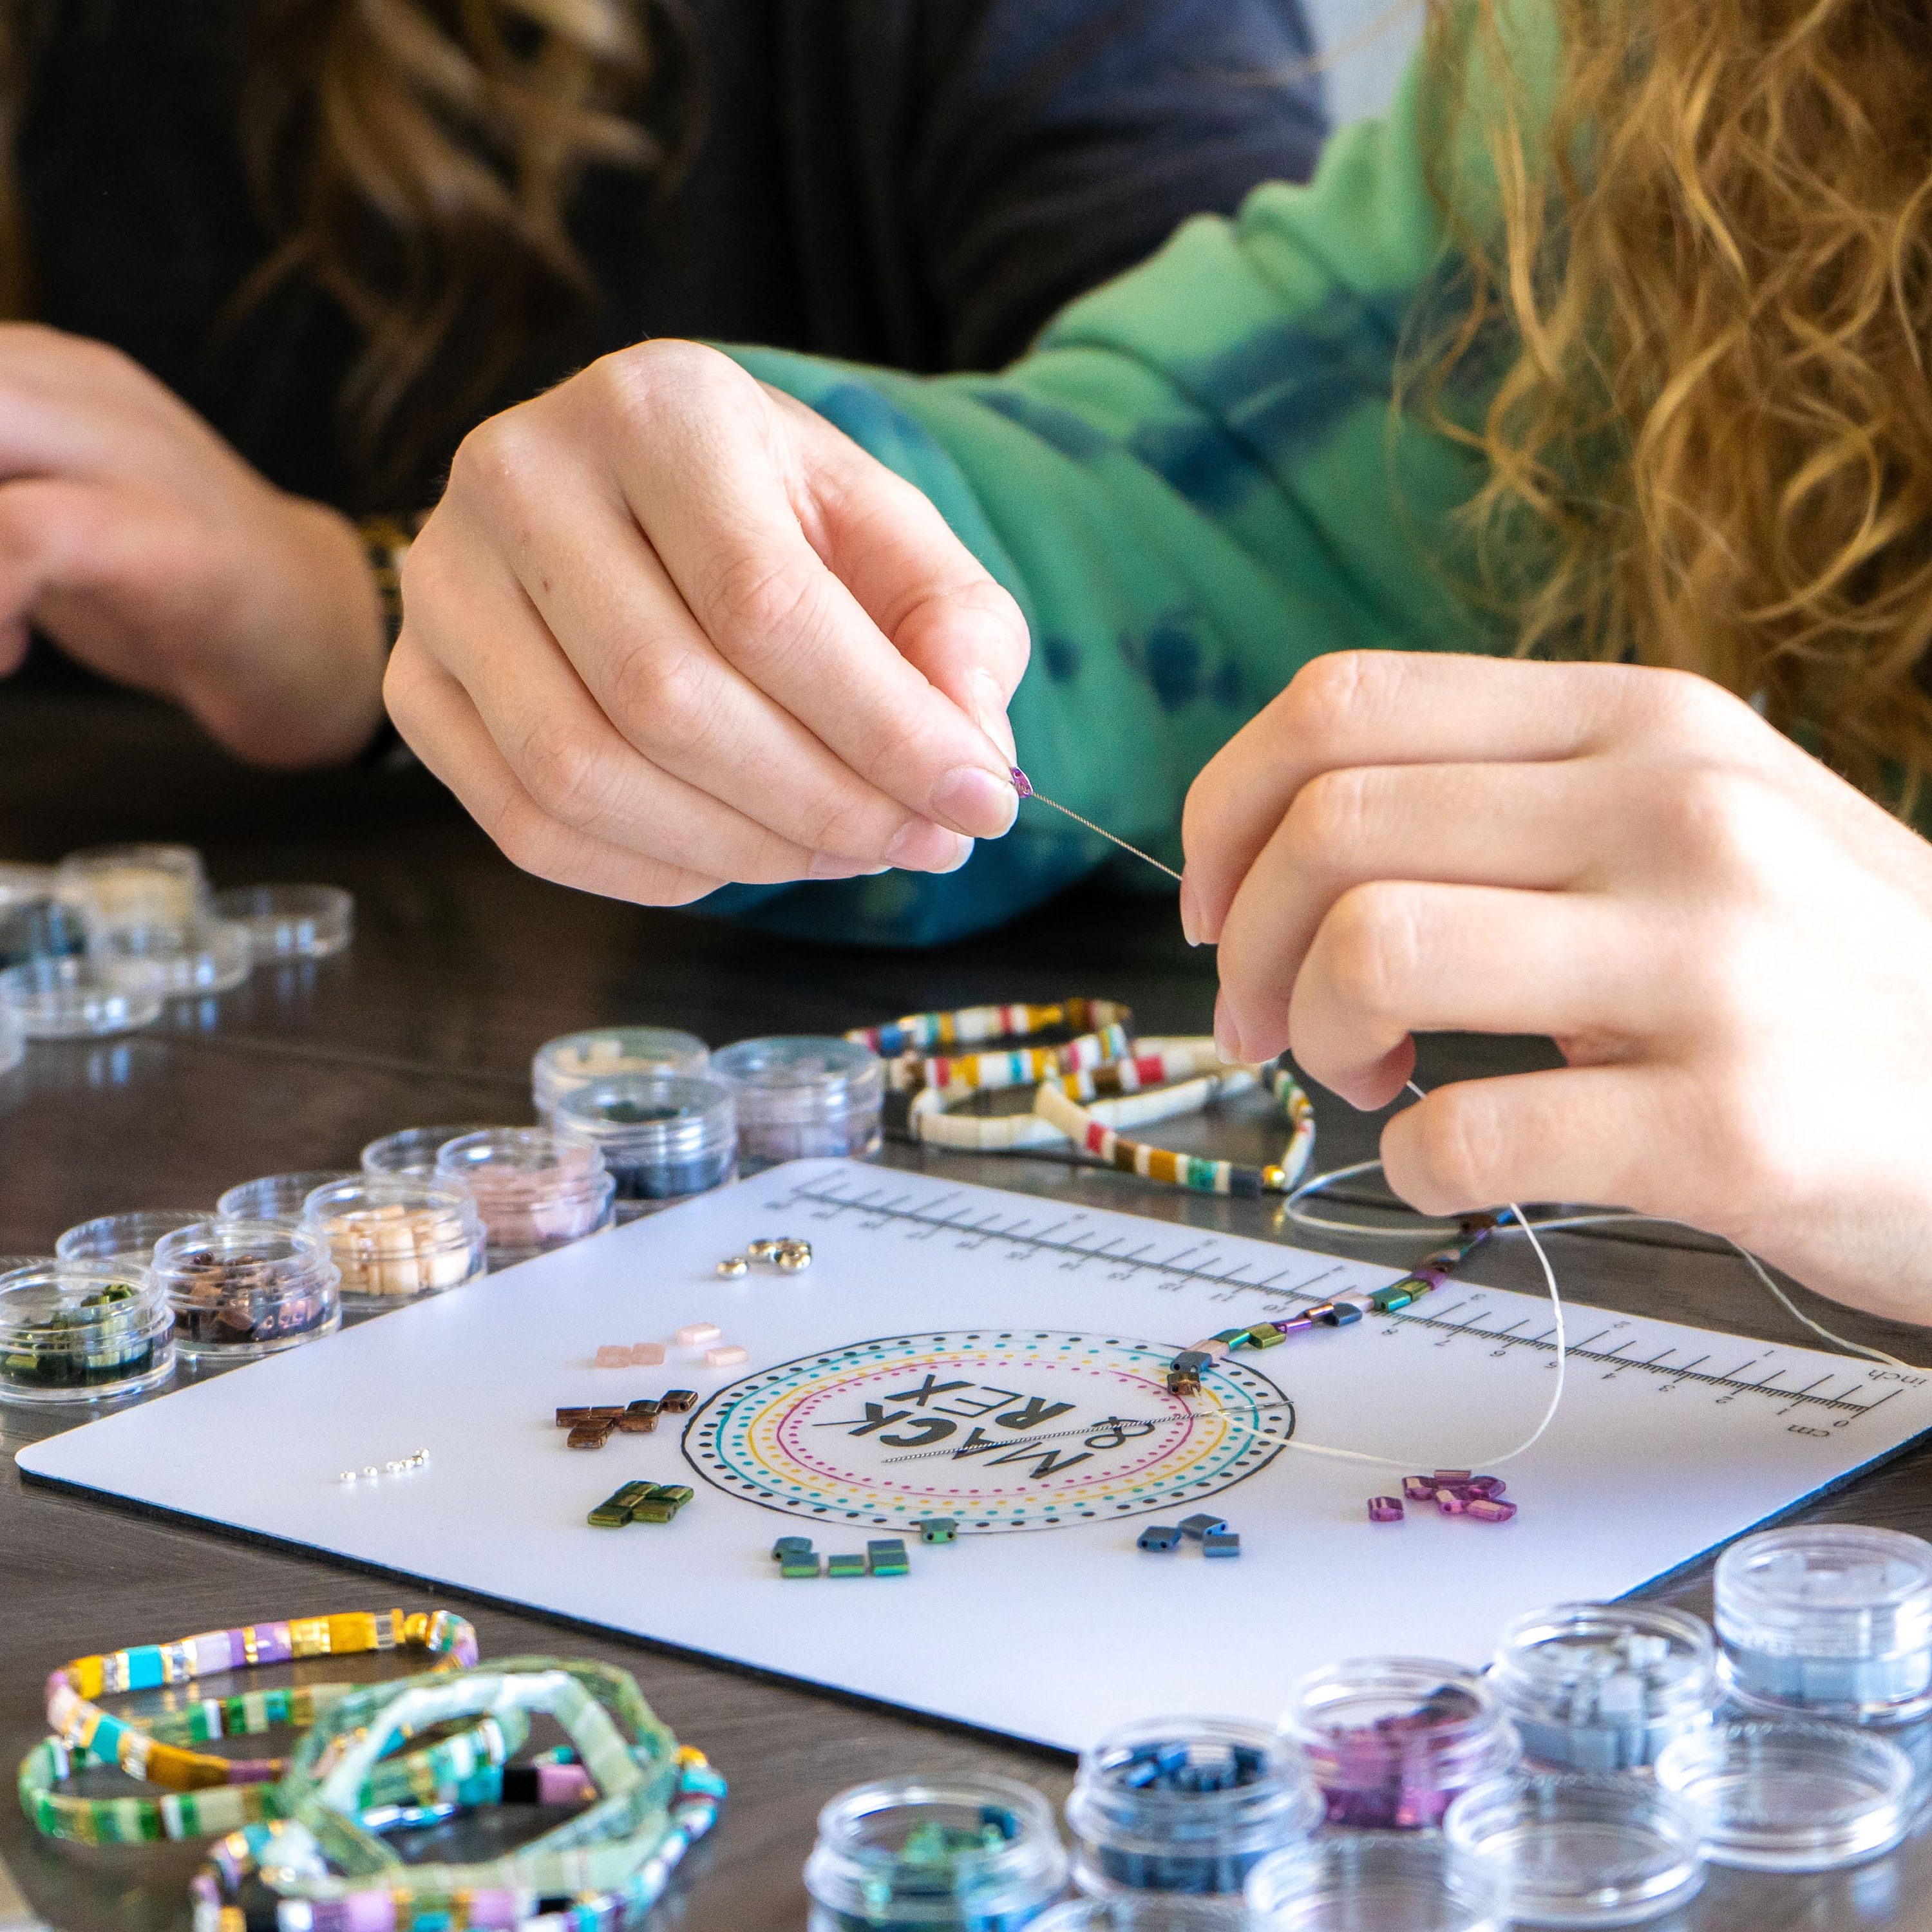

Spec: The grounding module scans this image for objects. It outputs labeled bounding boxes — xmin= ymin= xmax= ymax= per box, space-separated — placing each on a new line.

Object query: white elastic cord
xmin=1721 ymin=1237 xmax=1927 ymax=1371
xmin=1279 ymin=1080 xmax=1568 ymax=1473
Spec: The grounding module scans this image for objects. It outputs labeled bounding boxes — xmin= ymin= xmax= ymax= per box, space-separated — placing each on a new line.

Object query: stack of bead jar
xmin=1282 ymin=1659 xmax=1519 ymax=1830
xmin=804 ymin=1774 xmax=1069 ymax=1932
xmin=1063 ymin=1717 xmax=1321 ymax=1902
xmin=0 ymin=1260 xmax=175 ymax=1403
xmin=300 ymin=1175 xmax=488 ymax=1304
xmin=433 ymin=1128 xmax=616 ymax=1262
xmin=531 ymin=1025 xmax=709 ymax=1126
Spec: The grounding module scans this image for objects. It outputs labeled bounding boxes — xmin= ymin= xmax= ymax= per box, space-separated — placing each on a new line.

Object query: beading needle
xmin=1009 ymin=766 xmax=1183 ymax=884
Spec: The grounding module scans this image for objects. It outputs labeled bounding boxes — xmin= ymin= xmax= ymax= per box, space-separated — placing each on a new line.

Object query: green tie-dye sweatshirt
xmin=710 ymin=15 xmax=1533 ymax=946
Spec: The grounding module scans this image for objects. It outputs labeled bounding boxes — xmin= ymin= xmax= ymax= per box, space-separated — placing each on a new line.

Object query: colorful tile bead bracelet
xmin=190 ymin=1660 xmax=725 ymax=1932
xmin=21 ymin=1611 xmax=490 ymax=1846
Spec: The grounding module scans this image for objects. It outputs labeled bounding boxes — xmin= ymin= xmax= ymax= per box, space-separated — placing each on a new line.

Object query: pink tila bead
xmin=1368 ymin=1497 xmax=1405 ymax=1524
xmin=1466 ymin=1497 xmax=1518 ymax=1523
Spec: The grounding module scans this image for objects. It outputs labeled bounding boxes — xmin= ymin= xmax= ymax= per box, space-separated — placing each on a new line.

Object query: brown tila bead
xmin=565 ymin=1424 xmax=612 ymax=1449
xmin=617 ymin=1412 xmax=657 ymax=1434
xmin=626 ymin=1398 xmax=661 ymax=1415
xmin=555 ymin=1407 xmax=592 ymax=1426
xmin=660 ymin=1389 xmax=697 ymax=1412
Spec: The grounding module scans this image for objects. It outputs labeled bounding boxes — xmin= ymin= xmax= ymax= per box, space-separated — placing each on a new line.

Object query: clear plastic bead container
xmin=1654 ymin=1718 xmax=1913 ymax=1871
xmin=361 ymin=1124 xmax=493 ymax=1180
xmin=57 ymin=1209 xmax=217 ymax=1267
xmin=1716 ymin=1524 xmax=1932 ymax=1721
xmin=0 ymin=955 xmax=165 ymax=1037
xmin=1245 ymin=1832 xmax=1501 ymax=1932
xmin=531 ymin=1026 xmax=709 ymax=1125
xmin=301 ymin=1176 xmax=487 ymax=1307
xmin=713 ymin=1034 xmax=884 ymax=1167
xmin=0 ymin=977 xmax=20 ymax=1075
xmin=554 ymin=1074 xmax=735 ymax=1219
xmin=0 ymin=1262 xmax=175 ymax=1405
xmin=0 ymin=893 xmax=88 ymax=969
xmin=804 ymin=1774 xmax=1070 ymax=1931
xmin=1490 ymin=1604 xmax=1719 ymax=1772
xmin=218 ymin=1171 xmax=356 ymax=1228
xmin=1283 ymin=1658 xmax=1520 ymax=1829
xmin=57 ymin=842 xmax=207 ymax=927
xmin=1443 ymin=1774 xmax=1705 ymax=1927
xmin=0 ymin=861 xmax=54 ymax=908
xmin=151 ymin=1219 xmax=341 ymax=1359
xmin=87 ymin=916 xmax=251 ymax=996
xmin=435 ymin=1128 xmax=616 ymax=1262
xmin=1066 ymin=1717 xmax=1322 ymax=1899
xmin=211 ymin=884 xmax=354 ymax=960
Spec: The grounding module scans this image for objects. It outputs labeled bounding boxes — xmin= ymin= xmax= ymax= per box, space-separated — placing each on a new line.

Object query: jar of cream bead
xmin=805 ymin=1774 xmax=1069 ymax=1931
xmin=1490 ymin=1602 xmax=1720 ymax=1771
xmin=301 ymin=1176 xmax=488 ymax=1306
xmin=1716 ymin=1524 xmax=1932 ymax=1723
xmin=1283 ymin=1658 xmax=1520 ymax=1829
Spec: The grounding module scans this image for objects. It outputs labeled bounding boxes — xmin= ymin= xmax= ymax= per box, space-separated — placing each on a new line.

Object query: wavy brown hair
xmin=1416 ymin=0 xmax=1932 ymax=808
xmin=0 ymin=0 xmax=695 ymax=494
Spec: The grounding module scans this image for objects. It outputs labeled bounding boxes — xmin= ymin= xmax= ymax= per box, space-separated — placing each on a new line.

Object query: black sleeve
xmin=905 ymin=0 xmax=1329 ymax=369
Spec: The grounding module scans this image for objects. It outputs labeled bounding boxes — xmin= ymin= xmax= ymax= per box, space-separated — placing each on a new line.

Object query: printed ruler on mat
xmin=22 ymin=1160 xmax=1932 ymax=1750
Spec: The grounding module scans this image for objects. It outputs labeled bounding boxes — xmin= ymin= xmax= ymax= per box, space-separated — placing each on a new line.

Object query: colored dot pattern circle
xmin=685 ymin=1329 xmax=1290 ymax=1533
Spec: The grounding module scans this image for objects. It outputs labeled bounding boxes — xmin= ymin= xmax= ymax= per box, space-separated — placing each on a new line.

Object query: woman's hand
xmin=1182 ymin=651 xmax=1932 ymax=1324
xmin=0 ymin=324 xmax=388 ymax=766
xmin=386 ymin=340 xmax=1027 ymax=907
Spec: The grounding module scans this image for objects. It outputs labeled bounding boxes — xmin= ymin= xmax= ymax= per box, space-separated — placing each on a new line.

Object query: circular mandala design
xmin=683 ymin=1328 xmax=1291 ymax=1533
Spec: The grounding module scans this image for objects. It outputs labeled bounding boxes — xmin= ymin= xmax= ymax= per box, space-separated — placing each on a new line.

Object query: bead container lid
xmin=300 ymin=1176 xmax=488 ymax=1305
xmin=87 ymin=916 xmax=251 ymax=996
xmin=151 ymin=1218 xmax=341 ymax=1358
xmin=0 ymin=955 xmax=165 ymax=1037
xmin=360 ymin=1124 xmax=493 ymax=1180
xmin=1443 ymin=1773 xmax=1705 ymax=1927
xmin=804 ymin=1774 xmax=1070 ymax=1928
xmin=0 ymin=861 xmax=54 ymax=907
xmin=1245 ymin=1831 xmax=1501 ymax=1932
xmin=218 ymin=1171 xmax=357 ymax=1227
xmin=211 ymin=884 xmax=353 ymax=960
xmin=1489 ymin=1603 xmax=1718 ymax=1771
xmin=56 ymin=1210 xmax=218 ymax=1267
xmin=712 ymin=1034 xmax=884 ymax=1164
xmin=1654 ymin=1718 xmax=1913 ymax=1871
xmin=0 ymin=893 xmax=89 ymax=971
xmin=1066 ymin=1714 xmax=1323 ymax=1897
xmin=0 ymin=1261 xmax=175 ymax=1405
xmin=434 ymin=1129 xmax=616 ymax=1261
xmin=532 ymin=1026 xmax=708 ymax=1123
xmin=0 ymin=976 xmax=20 ymax=1075
xmin=1035 ymin=1899 xmax=1251 ymax=1929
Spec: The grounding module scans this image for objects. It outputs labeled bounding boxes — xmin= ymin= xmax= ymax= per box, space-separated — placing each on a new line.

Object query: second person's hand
xmin=388 ymin=340 xmax=1029 ymax=905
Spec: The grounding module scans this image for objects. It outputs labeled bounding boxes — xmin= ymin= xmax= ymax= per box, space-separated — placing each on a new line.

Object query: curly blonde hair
xmin=0 ymin=0 xmax=693 ymax=493
xmin=1419 ymin=0 xmax=1932 ymax=808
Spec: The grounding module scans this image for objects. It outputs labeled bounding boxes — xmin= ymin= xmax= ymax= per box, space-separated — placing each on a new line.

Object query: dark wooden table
xmin=5 ymin=688 xmax=1932 ymax=1932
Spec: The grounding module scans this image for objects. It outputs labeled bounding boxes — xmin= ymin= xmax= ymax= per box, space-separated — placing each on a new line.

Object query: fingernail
xmin=970 ymin=669 xmax=1018 ymax=762
xmin=930 ymin=764 xmax=1018 ymax=839
xmin=1213 ymin=991 xmax=1243 ymax=1065
xmin=1179 ymin=872 xmax=1202 ymax=947
xmin=807 ymin=854 xmax=886 ymax=880
xmin=886 ymin=818 xmax=974 ymax=872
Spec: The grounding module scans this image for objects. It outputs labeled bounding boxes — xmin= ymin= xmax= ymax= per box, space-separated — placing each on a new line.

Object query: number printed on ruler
xmin=765 ymin=1168 xmax=1925 ymax=1433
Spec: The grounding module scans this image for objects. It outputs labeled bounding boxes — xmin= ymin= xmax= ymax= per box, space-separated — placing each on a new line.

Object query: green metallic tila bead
xmin=1244 ymin=1324 xmax=1287 ymax=1348
xmin=826 ymin=1555 xmax=866 ymax=1578
xmin=1370 ymin=1287 xmax=1414 ymax=1312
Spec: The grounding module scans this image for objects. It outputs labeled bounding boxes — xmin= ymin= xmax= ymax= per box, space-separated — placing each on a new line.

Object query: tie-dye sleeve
xmin=706 ymin=27 xmax=1512 ymax=947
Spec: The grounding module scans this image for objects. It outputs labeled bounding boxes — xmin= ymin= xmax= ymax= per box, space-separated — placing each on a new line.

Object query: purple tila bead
xmin=1434 ymin=1488 xmax=1469 ymax=1515
xmin=1466 ymin=1497 xmax=1517 ymax=1523
xmin=1009 ymin=766 xmax=1035 ymax=799
xmin=1401 ymin=1475 xmax=1436 ymax=1502
xmin=1368 ymin=1497 xmax=1405 ymax=1524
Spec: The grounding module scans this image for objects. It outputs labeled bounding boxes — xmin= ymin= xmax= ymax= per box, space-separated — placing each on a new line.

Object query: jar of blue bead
xmin=554 ymin=1073 xmax=737 ymax=1220
xmin=1489 ymin=1603 xmax=1720 ymax=1772
xmin=1064 ymin=1717 xmax=1322 ymax=1900
xmin=1716 ymin=1524 xmax=1932 ymax=1724
xmin=804 ymin=1774 xmax=1070 ymax=1931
